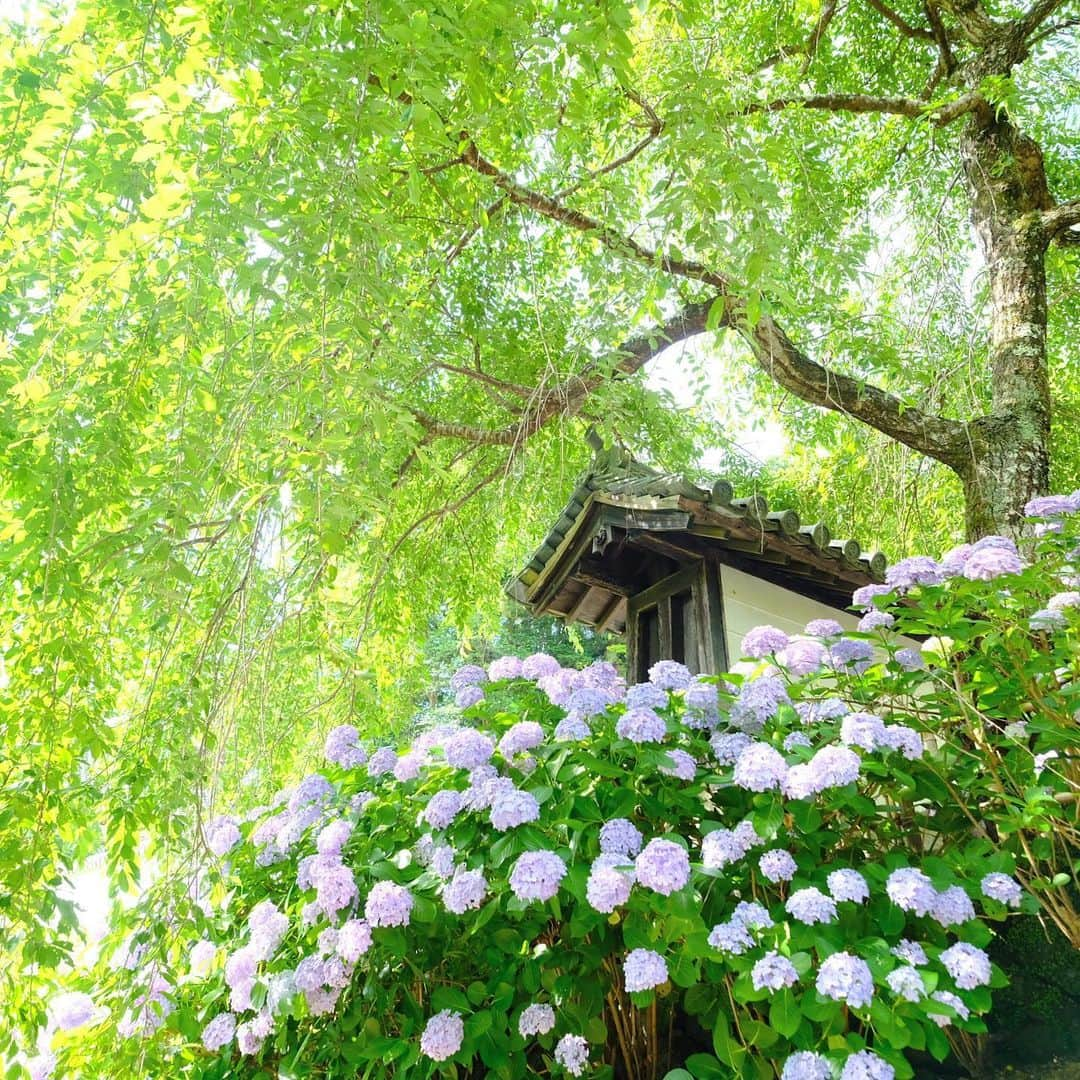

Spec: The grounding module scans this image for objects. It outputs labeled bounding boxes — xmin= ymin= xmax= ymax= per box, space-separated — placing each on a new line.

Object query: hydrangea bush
xmin=37 ymin=499 xmax=1080 ymax=1080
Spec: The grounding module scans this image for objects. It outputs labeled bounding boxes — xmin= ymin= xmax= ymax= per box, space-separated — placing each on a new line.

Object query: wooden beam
xmin=595 ymin=595 xmax=624 ymax=633
xmin=565 ymin=586 xmax=598 ymax=625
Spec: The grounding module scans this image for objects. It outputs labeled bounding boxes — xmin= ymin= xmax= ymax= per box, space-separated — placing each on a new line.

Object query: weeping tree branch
xmin=455 ymin=139 xmax=969 ymax=467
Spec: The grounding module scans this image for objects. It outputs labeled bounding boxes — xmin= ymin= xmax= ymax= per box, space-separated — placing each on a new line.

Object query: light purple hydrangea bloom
xmin=981 ymin=872 xmax=1022 ymax=907
xmin=190 ymin=939 xmax=217 ymax=977
xmin=759 ymin=849 xmax=798 ymax=883
xmin=778 ymin=637 xmax=828 ymax=677
xmin=878 ymin=725 xmax=924 ymax=759
xmin=585 ymin=855 xmax=634 ymax=913
xmin=711 ymin=731 xmax=752 ymax=764
xmin=444 ymin=728 xmax=496 ymax=770
xmin=929 ymin=990 xmax=970 ymax=1026
xmin=732 ymin=900 xmax=774 ymax=929
xmin=365 ymin=881 xmax=413 ymax=927
xmin=887 ymin=965 xmax=926 ymax=1002
xmin=731 ymin=676 xmax=791 ymax=729
xmin=733 ymin=741 xmax=789 ymax=792
xmin=206 ymin=816 xmax=242 ymax=857
xmin=288 ymin=773 xmax=335 ymax=812
xmin=423 ymin=790 xmax=463 ymax=831
xmin=685 ymin=680 xmax=720 ymax=712
xmin=420 ymin=1010 xmax=464 ymax=1061
xmin=827 ymin=868 xmax=869 ymax=903
xmin=785 ymin=887 xmax=837 ymax=925
xmin=635 ymin=838 xmax=690 ymax=895
xmin=555 ymin=1034 xmax=590 ymax=1076
xmin=1025 ymin=494 xmax=1080 ymax=517
xmin=840 ymin=712 xmax=886 ymax=751
xmin=316 ymin=818 xmax=353 ymax=858
xmin=796 ymin=698 xmax=849 ymax=724
xmin=623 ymin=948 xmax=669 ymax=992
xmin=625 ymin=682 xmax=669 ymax=710
xmin=201 ymin=1012 xmax=237 ymax=1052
xmin=336 ymin=919 xmax=373 ymax=962
xmin=51 ymin=991 xmax=97 ymax=1030
xmin=554 ymin=713 xmax=591 ymax=741
xmin=25 ymin=1053 xmax=55 ymax=1080
xmin=649 ymin=659 xmax=693 ymax=689
xmin=841 ymin=1050 xmax=895 ymax=1080
xmin=509 ymin=850 xmax=567 ymax=902
xmin=1030 ymin=608 xmax=1067 ymax=630
xmin=701 ymin=827 xmax=749 ymax=870
xmin=852 ymin=583 xmax=893 ymax=610
xmin=600 ymin=818 xmax=643 ymax=858
xmin=488 ymin=655 xmax=524 ymax=681
xmin=783 ymin=731 xmax=812 ymax=752
xmin=489 ymin=788 xmax=540 ymax=831
xmin=518 ymin=1003 xmax=556 ymax=1036
xmin=858 ymin=610 xmax=895 ymax=632
xmin=931 ymin=885 xmax=976 ymax=927
xmin=784 ymin=744 xmax=861 ymax=799
xmin=1048 ymin=590 xmax=1080 ymax=610
xmin=522 ymin=652 xmax=561 ymax=680
xmin=450 ymin=665 xmax=487 ymax=693
xmin=940 ymin=942 xmax=991 ymax=989
xmin=782 ymin=1052 xmax=832 ymax=1080
xmin=616 ymin=707 xmax=667 ymax=743
xmin=707 ymin=920 xmax=754 ymax=954
xmin=315 ymin=863 xmax=358 ymax=918
xmin=248 ymin=900 xmax=289 ymax=960
xmin=886 ymin=868 xmax=936 ymax=916
xmin=367 ymin=747 xmax=397 ymax=777
xmin=894 ymin=648 xmax=925 ymax=671
xmin=660 ymin=749 xmax=696 ymax=780
xmin=964 ymin=545 xmax=1024 ymax=580
xmin=324 ymin=724 xmax=367 ymax=767
xmin=891 ymin=939 xmax=928 ymax=965
xmin=538 ymin=671 xmax=578 ymax=707
xmin=442 ymin=868 xmax=488 ymax=915
xmin=829 ymin=637 xmax=874 ymax=673
xmin=816 ymin=951 xmax=874 ymax=1009
xmin=751 ymin=951 xmax=799 ymax=992
xmin=293 ymin=954 xmax=327 ymax=993
xmin=567 ymin=687 xmax=614 ymax=717
xmin=742 ymin=625 xmax=791 ymax=659
xmin=886 ymin=556 xmax=943 ymax=590
xmin=455 ymin=685 xmax=485 ymax=710
xmin=805 ymin=618 xmax=845 ymax=638
xmin=498 ymin=721 xmax=545 ymax=758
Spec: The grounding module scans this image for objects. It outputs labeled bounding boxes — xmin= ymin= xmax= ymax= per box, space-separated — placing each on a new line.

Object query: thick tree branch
xmin=1017 ymin=0 xmax=1069 ymax=38
xmin=936 ymin=0 xmax=1000 ymax=43
xmin=866 ymin=0 xmax=936 ymax=40
xmin=1043 ymin=199 xmax=1080 ymax=243
xmin=457 ymin=140 xmax=969 ymax=465
xmin=743 ymin=90 xmax=981 ymax=123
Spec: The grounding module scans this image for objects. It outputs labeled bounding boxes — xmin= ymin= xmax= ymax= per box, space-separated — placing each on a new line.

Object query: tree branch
xmin=744 ymin=90 xmax=981 ymax=124
xmin=802 ymin=0 xmax=841 ymax=72
xmin=457 ymin=140 xmax=969 ymax=465
xmin=866 ymin=0 xmax=936 ymax=40
xmin=1017 ymin=0 xmax=1069 ymax=38
xmin=1043 ymin=199 xmax=1080 ymax=243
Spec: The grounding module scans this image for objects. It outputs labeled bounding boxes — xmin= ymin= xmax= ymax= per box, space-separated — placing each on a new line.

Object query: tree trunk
xmin=958 ymin=108 xmax=1053 ymax=540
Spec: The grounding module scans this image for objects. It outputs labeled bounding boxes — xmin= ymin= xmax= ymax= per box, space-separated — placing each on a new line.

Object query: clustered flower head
xmin=981 ymin=872 xmax=1022 ymax=907
xmin=443 ymin=729 xmax=495 ymax=769
xmin=616 ymin=706 xmax=667 ymax=744
xmin=599 ymin=818 xmax=643 ymax=858
xmin=554 ymin=1034 xmax=590 ymax=1076
xmin=206 ymin=816 xmax=242 ymax=857
xmin=201 ymin=1011 xmax=237 ymax=1052
xmin=827 ymin=868 xmax=869 ymax=903
xmin=648 ymin=659 xmax=693 ymax=689
xmin=887 ymin=965 xmax=926 ymax=1002
xmin=659 ymin=748 xmax=696 ymax=780
xmin=742 ymin=624 xmax=790 ymax=659
xmin=442 ymin=868 xmax=488 ymax=915
xmin=518 ymin=1003 xmax=556 ymax=1036
xmin=634 ymin=838 xmax=690 ymax=895
xmin=816 ymin=951 xmax=874 ymax=1009
xmin=324 ymin=724 xmax=367 ymax=768
xmin=423 ymin=789 xmax=463 ymax=830
xmin=733 ymin=741 xmax=789 ymax=792
xmin=489 ymin=788 xmax=540 ymax=831
xmin=841 ymin=1050 xmax=895 ymax=1080
xmin=785 ymin=887 xmax=837 ymax=925
xmin=586 ymin=855 xmax=634 ymax=913
xmin=759 ymin=849 xmax=797 ymax=883
xmin=623 ymin=948 xmax=669 ymax=992
xmin=751 ymin=951 xmax=799 ymax=991
xmin=509 ymin=850 xmax=566 ymax=902
xmin=50 ymin=991 xmax=97 ymax=1031
xmin=364 ymin=881 xmax=413 ymax=927
xmin=783 ymin=1052 xmax=832 ymax=1080
xmin=420 ymin=1010 xmax=463 ymax=1061
xmin=498 ymin=720 xmax=544 ymax=759
xmin=940 ymin=942 xmax=992 ymax=989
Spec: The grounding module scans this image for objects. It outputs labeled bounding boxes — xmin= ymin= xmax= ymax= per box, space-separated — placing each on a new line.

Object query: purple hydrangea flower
xmin=488 ymin=655 xmax=524 ymax=681
xmin=555 ymin=1034 xmax=590 ymax=1076
xmin=293 ymin=954 xmax=327 ymax=993
xmin=420 ymin=1010 xmax=464 ymax=1061
xmin=315 ymin=863 xmax=358 ymax=918
xmin=1048 ymin=591 xmax=1080 ymax=610
xmin=317 ymin=818 xmax=353 ymax=857
xmin=509 ymin=850 xmax=566 ymax=902
xmin=858 ymin=610 xmax=894 ymax=632
xmin=586 ymin=855 xmax=634 ymax=913
xmin=455 ymin=685 xmax=484 ymax=710
xmin=851 ymin=583 xmax=893 ymax=610
xmin=51 ymin=991 xmax=97 ymax=1031
xmin=1030 ymin=608 xmax=1067 ymax=630
xmin=891 ymin=939 xmax=928 ymax=966
xmin=981 ymin=872 xmax=1022 ymax=907
xmin=707 ymin=920 xmax=754 ymax=954
xmin=659 ymin=749 xmax=696 ymax=780
xmin=368 ymin=747 xmax=397 ymax=777
xmin=1025 ymin=494 xmax=1080 ymax=518
xmin=444 ymin=729 xmax=495 ymax=769
xmin=731 ymin=676 xmax=791 ymax=729
xmin=751 ymin=951 xmax=799 ymax=991
xmin=783 ymin=731 xmax=812 ymax=752
xmin=616 ymin=707 xmax=667 ymax=743
xmin=785 ymin=887 xmax=837 ymax=925
xmin=248 ymin=901 xmax=289 ymax=960
xmin=634 ymin=838 xmax=690 ymax=895
xmin=701 ymin=827 xmax=748 ymax=870
xmin=498 ymin=721 xmax=545 ymax=758
xmin=424 ymin=790 xmax=464 ymax=830
xmin=522 ymin=652 xmax=561 ymax=680
xmin=554 ymin=713 xmax=591 ymax=741
xmin=778 ymin=637 xmax=828 ymax=677
xmin=288 ymin=774 xmax=334 ymax=813
xmin=841 ymin=1050 xmax=895 ymax=1080
xmin=840 ymin=712 xmax=885 ymax=751
xmin=442 ymin=868 xmax=488 ymax=915
xmin=732 ymin=899 xmax=774 ymax=929
xmin=685 ymin=680 xmax=720 ymax=712
xmin=336 ymin=919 xmax=373 ymax=962
xmin=623 ymin=948 xmax=668 ymax=992
xmin=518 ymin=1003 xmax=556 ymax=1036
xmin=649 ymin=659 xmax=693 ymax=689
xmin=827 ymin=868 xmax=869 ymax=903
xmin=711 ymin=731 xmax=752 ymax=764
xmin=25 ymin=1053 xmax=55 ymax=1080
xmin=538 ymin=671 xmax=577 ymax=706
xmin=599 ymin=818 xmax=643 ymax=858
xmin=201 ymin=1012 xmax=237 ymax=1052
xmin=568 ymin=687 xmax=614 ymax=717
xmin=450 ymin=665 xmax=488 ymax=693
xmin=783 ymin=1052 xmax=832 ymax=1080
xmin=816 ymin=951 xmax=874 ymax=1009
xmin=886 ymin=868 xmax=936 ymax=916
xmin=625 ymin=682 xmax=669 ymax=710
xmin=963 ymin=545 xmax=1024 ymax=580
xmin=364 ymin=881 xmax=413 ymax=927
xmin=887 ymin=965 xmax=926 ymax=1002
xmin=742 ymin=625 xmax=791 ymax=659
xmin=805 ymin=618 xmax=845 ymax=638
xmin=190 ymin=939 xmax=217 ymax=977
xmin=733 ymin=741 xmax=789 ymax=792
xmin=785 ymin=744 xmax=861 ymax=798
xmin=878 ymin=724 xmax=924 ymax=759
xmin=930 ymin=885 xmax=975 ymax=927
xmin=351 ymin=791 xmax=375 ymax=813
xmin=940 ymin=942 xmax=991 ymax=989
xmin=759 ymin=849 xmax=797 ymax=883
xmin=324 ymin=725 xmax=367 ymax=768
xmin=929 ymin=990 xmax=970 ymax=1026
xmin=886 ymin=556 xmax=943 ymax=590
xmin=206 ymin=816 xmax=242 ymax=858
xmin=829 ymin=637 xmax=874 ymax=673
xmin=489 ymin=788 xmax=540 ymax=831
xmin=796 ymin=698 xmax=849 ymax=724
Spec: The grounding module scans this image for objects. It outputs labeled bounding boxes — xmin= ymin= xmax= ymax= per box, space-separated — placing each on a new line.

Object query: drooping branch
xmin=457 ymin=140 xmax=969 ymax=465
